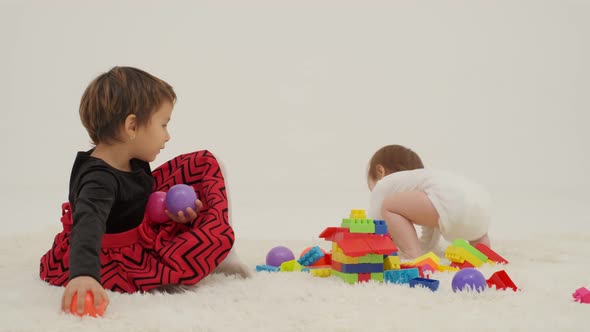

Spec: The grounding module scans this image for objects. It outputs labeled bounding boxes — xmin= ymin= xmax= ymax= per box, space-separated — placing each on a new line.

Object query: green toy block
xmin=371 ymin=272 xmax=384 ymax=282
xmin=332 ymin=270 xmax=359 ymax=284
xmin=341 ymin=219 xmax=352 ymax=229
xmin=452 ymin=239 xmax=488 ymax=263
xmin=349 ymin=219 xmax=375 ymax=233
xmin=359 ymin=254 xmax=384 ymax=264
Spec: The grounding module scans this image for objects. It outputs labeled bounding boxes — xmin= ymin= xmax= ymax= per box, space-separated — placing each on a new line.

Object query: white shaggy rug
xmin=1 ymin=223 xmax=589 ymax=332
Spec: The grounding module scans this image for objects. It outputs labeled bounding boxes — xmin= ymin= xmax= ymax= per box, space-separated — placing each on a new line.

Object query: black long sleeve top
xmin=68 ymin=150 xmax=153 ymax=282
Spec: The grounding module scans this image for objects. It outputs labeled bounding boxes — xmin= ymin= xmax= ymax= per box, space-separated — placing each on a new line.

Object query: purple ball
xmin=266 ymin=246 xmax=295 ymax=267
xmin=146 ymin=191 xmax=168 ymax=223
xmin=165 ymin=184 xmax=197 ymax=216
xmin=452 ymin=268 xmax=487 ymax=292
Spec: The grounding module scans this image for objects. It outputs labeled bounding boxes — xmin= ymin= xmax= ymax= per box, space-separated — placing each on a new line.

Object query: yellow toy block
xmin=280 ymin=260 xmax=304 ymax=272
xmin=436 ymin=265 xmax=460 ymax=272
xmin=310 ymin=268 xmax=331 ymax=278
xmin=445 ymin=246 xmax=484 ymax=267
xmin=384 ymin=256 xmax=401 ymax=270
xmin=332 ymin=251 xmax=359 ymax=264
xmin=332 ymin=242 xmax=342 ymax=253
xmin=349 ymin=209 xmax=367 ymax=219
xmin=412 ymin=252 xmax=441 ymax=266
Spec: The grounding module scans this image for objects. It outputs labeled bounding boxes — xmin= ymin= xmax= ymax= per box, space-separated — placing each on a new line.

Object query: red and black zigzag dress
xmin=39 ymin=150 xmax=235 ymax=293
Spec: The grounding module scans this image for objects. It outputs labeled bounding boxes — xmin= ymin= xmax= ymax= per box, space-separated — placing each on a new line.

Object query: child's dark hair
xmin=79 ymin=66 xmax=176 ymax=145
xmin=368 ymin=145 xmax=424 ymax=180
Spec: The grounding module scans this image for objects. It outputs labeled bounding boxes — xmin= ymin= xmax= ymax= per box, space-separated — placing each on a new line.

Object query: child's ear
xmin=376 ymin=164 xmax=385 ymax=179
xmin=124 ymin=114 xmax=138 ymax=140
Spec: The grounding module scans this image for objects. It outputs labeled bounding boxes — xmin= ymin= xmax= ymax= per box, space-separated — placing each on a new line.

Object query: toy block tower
xmin=319 ymin=209 xmax=397 ymax=284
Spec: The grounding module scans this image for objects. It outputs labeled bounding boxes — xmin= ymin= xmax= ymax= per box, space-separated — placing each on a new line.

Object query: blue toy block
xmin=384 ymin=268 xmax=419 ymax=284
xmin=409 ymin=277 xmax=440 ymax=291
xmin=374 ymin=220 xmax=388 ymax=234
xmin=256 ymin=265 xmax=280 ymax=272
xmin=297 ymin=246 xmax=325 ymax=266
xmin=340 ymin=263 xmax=384 ymax=273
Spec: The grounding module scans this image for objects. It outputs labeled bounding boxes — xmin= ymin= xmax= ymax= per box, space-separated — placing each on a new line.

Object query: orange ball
xmin=69 ymin=291 xmax=107 ymax=317
xmin=299 ymin=246 xmax=328 ymax=266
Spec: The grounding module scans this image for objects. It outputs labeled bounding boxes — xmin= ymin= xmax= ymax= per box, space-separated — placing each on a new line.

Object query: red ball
xmin=69 ymin=291 xmax=106 ymax=317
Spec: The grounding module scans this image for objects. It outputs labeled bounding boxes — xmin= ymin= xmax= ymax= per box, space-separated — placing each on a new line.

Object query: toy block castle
xmin=318 ymin=209 xmax=398 ymax=284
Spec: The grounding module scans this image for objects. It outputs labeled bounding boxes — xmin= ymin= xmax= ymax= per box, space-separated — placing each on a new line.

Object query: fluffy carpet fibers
xmin=1 ymin=226 xmax=588 ymax=332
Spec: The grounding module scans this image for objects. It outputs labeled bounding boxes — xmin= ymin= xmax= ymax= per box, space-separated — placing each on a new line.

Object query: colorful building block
xmin=474 ymin=243 xmax=509 ymax=264
xmin=256 ymin=265 xmax=280 ymax=272
xmin=384 ymin=268 xmax=419 ymax=284
xmin=371 ymin=272 xmax=384 ymax=282
xmin=373 ymin=220 xmax=388 ymax=234
xmin=308 ymin=266 xmax=332 ymax=278
xmin=450 ymin=261 xmax=475 ymax=269
xmin=340 ymin=263 xmax=384 ymax=274
xmin=436 ymin=265 xmax=459 ymax=272
xmin=412 ymin=252 xmax=441 ymax=265
xmin=409 ymin=277 xmax=440 ymax=291
xmin=349 ymin=219 xmax=376 ymax=233
xmin=573 ymin=287 xmax=590 ymax=304
xmin=349 ymin=209 xmax=367 ymax=219
xmin=445 ymin=246 xmax=484 ymax=267
xmin=384 ymin=256 xmax=401 ymax=270
xmin=358 ymin=273 xmax=371 ymax=282
xmin=452 ymin=239 xmax=488 ymax=263
xmin=331 ymin=270 xmax=359 ymax=284
xmin=280 ymin=260 xmax=305 ymax=272
xmin=486 ymin=270 xmax=518 ymax=291
xmin=297 ymin=246 xmax=325 ymax=266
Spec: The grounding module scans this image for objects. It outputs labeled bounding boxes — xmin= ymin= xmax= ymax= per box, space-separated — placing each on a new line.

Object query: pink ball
xmin=146 ymin=191 xmax=168 ymax=223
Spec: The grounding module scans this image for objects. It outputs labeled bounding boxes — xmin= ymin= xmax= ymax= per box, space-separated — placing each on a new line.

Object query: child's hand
xmin=61 ymin=276 xmax=109 ymax=315
xmin=165 ymin=199 xmax=203 ymax=224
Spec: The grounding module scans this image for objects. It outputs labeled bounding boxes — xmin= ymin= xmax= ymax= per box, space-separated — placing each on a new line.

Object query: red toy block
xmin=486 ymin=270 xmax=518 ymax=291
xmin=336 ymin=238 xmax=374 ymax=257
xmin=331 ymin=261 xmax=343 ymax=272
xmin=572 ymin=287 xmax=590 ymax=304
xmin=324 ymin=252 xmax=332 ymax=265
xmin=358 ymin=273 xmax=371 ymax=283
xmin=400 ymin=263 xmax=427 ymax=278
xmin=474 ymin=243 xmax=509 ymax=264
xmin=450 ymin=261 xmax=474 ymax=269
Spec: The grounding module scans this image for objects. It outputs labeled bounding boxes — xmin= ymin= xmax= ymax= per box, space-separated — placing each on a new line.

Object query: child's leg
xmin=381 ymin=191 xmax=439 ymax=259
xmin=211 ymin=158 xmax=251 ymax=278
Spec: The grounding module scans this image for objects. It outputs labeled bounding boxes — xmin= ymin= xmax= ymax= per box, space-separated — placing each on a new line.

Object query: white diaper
xmin=425 ymin=174 xmax=491 ymax=242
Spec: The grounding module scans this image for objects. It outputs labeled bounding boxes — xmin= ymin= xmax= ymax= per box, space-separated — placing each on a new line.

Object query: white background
xmin=2 ymin=0 xmax=589 ymax=240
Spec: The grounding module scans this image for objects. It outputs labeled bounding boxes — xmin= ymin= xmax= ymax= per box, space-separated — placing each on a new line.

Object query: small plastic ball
xmin=166 ymin=184 xmax=198 ymax=216
xmin=146 ymin=191 xmax=168 ymax=223
xmin=452 ymin=268 xmax=487 ymax=292
xmin=69 ymin=291 xmax=106 ymax=317
xmin=266 ymin=246 xmax=295 ymax=267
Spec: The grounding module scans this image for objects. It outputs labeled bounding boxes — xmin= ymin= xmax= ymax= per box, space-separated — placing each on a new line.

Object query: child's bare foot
xmin=469 ymin=233 xmax=491 ymax=248
xmin=215 ymin=261 xmax=252 ymax=278
xmin=214 ymin=250 xmax=252 ymax=278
